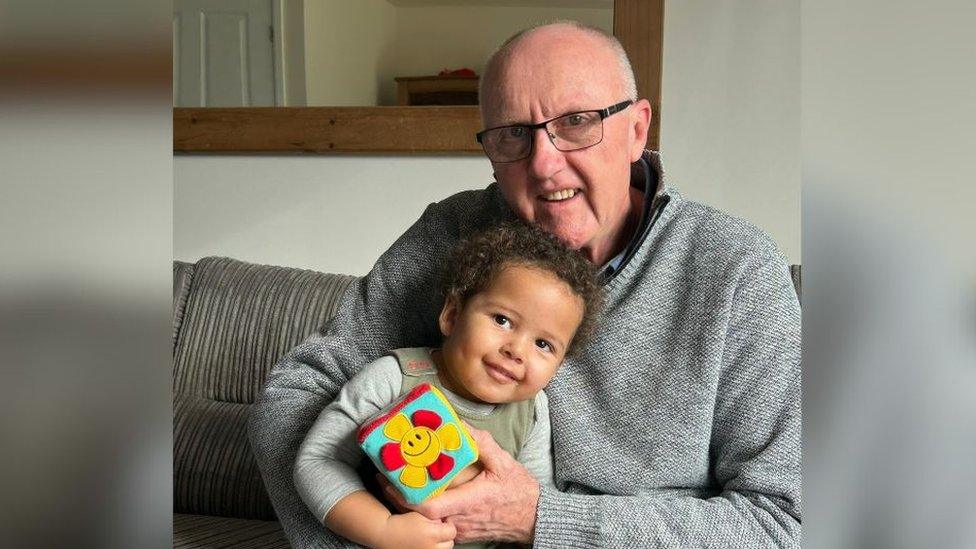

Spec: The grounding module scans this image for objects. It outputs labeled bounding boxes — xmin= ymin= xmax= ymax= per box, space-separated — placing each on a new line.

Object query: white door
xmin=174 ymin=0 xmax=276 ymax=106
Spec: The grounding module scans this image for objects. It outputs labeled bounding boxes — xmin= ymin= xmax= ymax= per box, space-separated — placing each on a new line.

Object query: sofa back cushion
xmin=174 ymin=257 xmax=355 ymax=402
xmin=173 ymin=256 xmax=356 ymax=519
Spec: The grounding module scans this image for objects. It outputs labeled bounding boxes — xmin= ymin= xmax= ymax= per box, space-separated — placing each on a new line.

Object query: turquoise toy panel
xmin=357 ymin=383 xmax=479 ymax=504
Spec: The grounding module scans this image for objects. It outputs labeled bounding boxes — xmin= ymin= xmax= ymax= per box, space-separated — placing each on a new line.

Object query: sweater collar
xmin=601 ymin=150 xmax=666 ymax=280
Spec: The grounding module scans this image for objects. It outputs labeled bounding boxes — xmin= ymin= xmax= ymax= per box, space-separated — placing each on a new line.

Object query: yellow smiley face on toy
xmin=380 ymin=408 xmax=464 ymax=489
xmin=400 ymin=426 xmax=441 ymax=467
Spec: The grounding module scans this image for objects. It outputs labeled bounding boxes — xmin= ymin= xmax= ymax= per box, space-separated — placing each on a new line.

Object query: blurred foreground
xmin=803 ymin=1 xmax=976 ymax=547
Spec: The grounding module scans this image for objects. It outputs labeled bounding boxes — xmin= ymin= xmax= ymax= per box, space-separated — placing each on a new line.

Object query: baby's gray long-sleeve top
xmin=294 ymin=355 xmax=555 ymax=524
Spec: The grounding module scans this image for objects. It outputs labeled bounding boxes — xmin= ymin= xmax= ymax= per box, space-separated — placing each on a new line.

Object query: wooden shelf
xmin=173 ymin=106 xmax=483 ymax=153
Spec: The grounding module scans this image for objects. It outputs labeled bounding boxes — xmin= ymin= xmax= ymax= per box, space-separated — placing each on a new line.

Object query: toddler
xmin=294 ymin=221 xmax=602 ymax=549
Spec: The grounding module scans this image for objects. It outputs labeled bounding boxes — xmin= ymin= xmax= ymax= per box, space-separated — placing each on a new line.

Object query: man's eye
xmin=556 ymin=113 xmax=595 ymax=130
xmin=535 ymin=339 xmax=552 ymax=352
xmin=503 ymin=127 xmax=525 ymax=139
xmin=493 ymin=314 xmax=511 ymax=327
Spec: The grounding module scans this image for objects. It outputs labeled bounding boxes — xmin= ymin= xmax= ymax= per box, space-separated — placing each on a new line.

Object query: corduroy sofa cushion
xmin=173 ymin=256 xmax=356 ymax=521
xmin=173 ymin=257 xmax=356 ymax=403
xmin=173 ymin=513 xmax=290 ymax=548
xmin=174 ymin=396 xmax=276 ymax=519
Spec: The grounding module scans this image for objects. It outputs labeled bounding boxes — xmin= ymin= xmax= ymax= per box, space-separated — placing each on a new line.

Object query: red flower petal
xmin=427 ymin=453 xmax=454 ymax=480
xmin=380 ymin=442 xmax=405 ymax=471
xmin=411 ymin=409 xmax=442 ymax=430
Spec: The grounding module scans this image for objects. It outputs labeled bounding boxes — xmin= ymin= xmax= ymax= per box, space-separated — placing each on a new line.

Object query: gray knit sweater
xmin=248 ymin=152 xmax=801 ymax=548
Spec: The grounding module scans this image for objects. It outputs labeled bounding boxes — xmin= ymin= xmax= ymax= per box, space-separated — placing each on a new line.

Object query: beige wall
xmin=303 ymin=0 xmax=396 ymax=105
xmin=302 ymin=1 xmax=611 ymax=106
xmin=281 ymin=0 xmax=307 ymax=106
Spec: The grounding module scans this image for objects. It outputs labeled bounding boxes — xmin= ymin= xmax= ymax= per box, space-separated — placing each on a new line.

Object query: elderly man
xmin=250 ymin=21 xmax=800 ymax=548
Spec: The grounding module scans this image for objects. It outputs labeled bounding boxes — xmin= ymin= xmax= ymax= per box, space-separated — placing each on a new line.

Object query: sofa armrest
xmin=173 ymin=260 xmax=195 ymax=351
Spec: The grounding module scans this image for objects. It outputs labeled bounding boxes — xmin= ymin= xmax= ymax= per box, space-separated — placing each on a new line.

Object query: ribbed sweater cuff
xmin=533 ymin=486 xmax=601 ymax=549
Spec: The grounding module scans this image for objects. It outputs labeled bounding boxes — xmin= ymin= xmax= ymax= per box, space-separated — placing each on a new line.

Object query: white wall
xmin=659 ymin=0 xmax=800 ymax=262
xmin=174 ymin=155 xmax=493 ymax=275
xmin=175 ymin=1 xmax=801 ymax=274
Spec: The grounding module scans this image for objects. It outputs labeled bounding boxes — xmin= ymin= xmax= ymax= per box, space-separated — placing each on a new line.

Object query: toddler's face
xmin=437 ymin=264 xmax=584 ymax=404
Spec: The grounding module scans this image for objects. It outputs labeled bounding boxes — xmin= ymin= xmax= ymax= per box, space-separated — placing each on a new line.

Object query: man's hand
xmin=378 ymin=512 xmax=455 ymax=549
xmin=381 ymin=424 xmax=540 ymax=544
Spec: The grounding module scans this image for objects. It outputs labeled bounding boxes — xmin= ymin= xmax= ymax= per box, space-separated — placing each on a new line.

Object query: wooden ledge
xmin=174 ymin=106 xmax=483 ymax=154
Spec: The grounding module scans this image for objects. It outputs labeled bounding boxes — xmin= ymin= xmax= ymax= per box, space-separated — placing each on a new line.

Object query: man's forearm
xmin=248 ymin=356 xmax=356 ymax=548
xmin=534 ymin=487 xmax=800 ymax=549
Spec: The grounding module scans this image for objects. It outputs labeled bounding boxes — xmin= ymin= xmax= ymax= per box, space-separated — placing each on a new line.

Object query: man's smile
xmin=541 ymin=188 xmax=579 ymax=202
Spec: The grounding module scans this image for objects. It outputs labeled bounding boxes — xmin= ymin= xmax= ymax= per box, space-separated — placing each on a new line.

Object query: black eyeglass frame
xmin=475 ymin=100 xmax=634 ymax=162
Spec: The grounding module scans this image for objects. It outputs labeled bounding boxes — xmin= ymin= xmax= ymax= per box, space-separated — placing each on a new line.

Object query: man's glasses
xmin=476 ymin=100 xmax=633 ymax=163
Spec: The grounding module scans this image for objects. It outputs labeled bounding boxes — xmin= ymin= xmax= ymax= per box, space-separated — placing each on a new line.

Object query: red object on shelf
xmin=438 ymin=68 xmax=477 ymax=78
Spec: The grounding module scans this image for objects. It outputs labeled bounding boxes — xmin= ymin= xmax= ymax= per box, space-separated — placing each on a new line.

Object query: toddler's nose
xmin=500 ymin=342 xmax=524 ymax=364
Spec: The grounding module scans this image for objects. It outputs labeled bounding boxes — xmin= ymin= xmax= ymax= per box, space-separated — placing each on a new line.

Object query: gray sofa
xmin=173 ymin=257 xmax=356 ymax=548
xmin=172 ymin=256 xmax=800 ymax=548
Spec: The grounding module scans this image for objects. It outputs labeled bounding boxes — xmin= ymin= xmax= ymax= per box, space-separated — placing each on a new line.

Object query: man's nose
xmin=526 ymin=126 xmax=565 ymax=180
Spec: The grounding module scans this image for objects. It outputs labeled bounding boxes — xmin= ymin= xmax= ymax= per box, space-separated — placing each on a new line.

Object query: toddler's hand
xmin=377 ymin=511 xmax=455 ymax=549
xmin=448 ymin=463 xmax=483 ymax=488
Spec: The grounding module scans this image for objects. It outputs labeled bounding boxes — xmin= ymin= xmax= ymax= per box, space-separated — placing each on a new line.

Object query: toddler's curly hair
xmin=442 ymin=221 xmax=604 ymax=356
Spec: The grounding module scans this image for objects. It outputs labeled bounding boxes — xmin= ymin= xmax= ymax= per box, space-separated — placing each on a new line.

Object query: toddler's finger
xmin=436 ymin=519 xmax=457 ymax=540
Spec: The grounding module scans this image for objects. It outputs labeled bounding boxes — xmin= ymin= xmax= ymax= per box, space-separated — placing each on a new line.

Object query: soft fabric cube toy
xmin=358 ymin=383 xmax=479 ymax=504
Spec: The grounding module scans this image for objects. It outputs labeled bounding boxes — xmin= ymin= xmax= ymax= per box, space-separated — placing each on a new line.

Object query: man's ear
xmin=438 ymin=294 xmax=461 ymax=337
xmin=629 ymin=98 xmax=652 ymax=162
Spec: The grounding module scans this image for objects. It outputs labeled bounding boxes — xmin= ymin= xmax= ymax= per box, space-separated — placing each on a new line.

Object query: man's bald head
xmin=478 ymin=21 xmax=638 ymax=121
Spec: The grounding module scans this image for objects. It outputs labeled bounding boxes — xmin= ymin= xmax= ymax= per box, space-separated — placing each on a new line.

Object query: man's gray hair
xmin=478 ymin=20 xmax=638 ymax=119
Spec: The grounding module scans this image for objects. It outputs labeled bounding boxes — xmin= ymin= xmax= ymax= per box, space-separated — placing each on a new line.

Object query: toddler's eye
xmin=492 ymin=314 xmax=511 ymax=328
xmin=536 ymin=339 xmax=552 ymax=352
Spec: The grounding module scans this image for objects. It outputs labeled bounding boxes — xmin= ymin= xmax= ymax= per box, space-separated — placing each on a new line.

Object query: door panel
xmin=174 ymin=0 xmax=275 ymax=107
